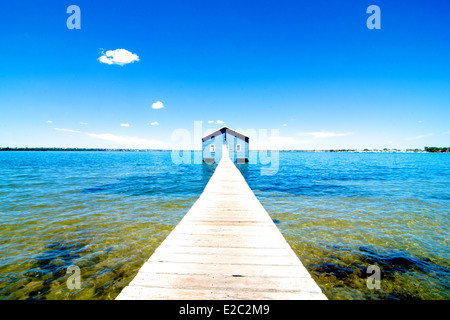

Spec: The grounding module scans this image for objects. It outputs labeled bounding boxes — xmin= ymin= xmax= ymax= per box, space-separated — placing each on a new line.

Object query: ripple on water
xmin=306 ymin=244 xmax=450 ymax=300
xmin=0 ymin=151 xmax=449 ymax=300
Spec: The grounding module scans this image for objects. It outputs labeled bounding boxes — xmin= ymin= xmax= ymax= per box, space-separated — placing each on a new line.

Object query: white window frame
xmin=236 ymin=144 xmax=241 ymax=152
xmin=210 ymin=144 xmax=215 ymax=152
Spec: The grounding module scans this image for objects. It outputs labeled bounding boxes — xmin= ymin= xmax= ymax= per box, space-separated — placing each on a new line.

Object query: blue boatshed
xmin=202 ymin=126 xmax=249 ymax=164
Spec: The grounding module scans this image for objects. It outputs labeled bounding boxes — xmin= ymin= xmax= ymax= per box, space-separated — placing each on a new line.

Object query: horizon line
xmin=1 ymin=147 xmax=447 ymax=153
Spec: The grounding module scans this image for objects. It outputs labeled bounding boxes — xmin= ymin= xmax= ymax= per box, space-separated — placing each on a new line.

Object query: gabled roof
xmin=202 ymin=126 xmax=249 ymax=142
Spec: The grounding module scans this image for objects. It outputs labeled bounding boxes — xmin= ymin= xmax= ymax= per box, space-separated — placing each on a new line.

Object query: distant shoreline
xmin=1 ymin=147 xmax=448 ymax=153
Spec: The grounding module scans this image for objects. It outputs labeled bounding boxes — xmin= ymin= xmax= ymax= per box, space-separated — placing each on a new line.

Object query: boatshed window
xmin=236 ymin=144 xmax=241 ymax=152
xmin=210 ymin=144 xmax=215 ymax=152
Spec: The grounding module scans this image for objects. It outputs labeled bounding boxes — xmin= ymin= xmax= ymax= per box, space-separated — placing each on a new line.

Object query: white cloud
xmin=99 ymin=56 xmax=113 ymax=65
xmin=98 ymin=49 xmax=139 ymax=66
xmin=250 ymin=130 xmax=356 ymax=150
xmin=269 ymin=136 xmax=304 ymax=147
xmin=87 ymin=133 xmax=134 ymax=144
xmin=208 ymin=120 xmax=214 ymax=123
xmin=47 ymin=120 xmax=53 ymax=123
xmin=152 ymin=101 xmax=164 ymax=109
xmin=282 ymin=124 xmax=287 ymax=127
xmin=79 ymin=122 xmax=88 ymax=125
xmin=217 ymin=120 xmax=225 ymax=124
xmin=150 ymin=121 xmax=159 ymax=125
xmin=254 ymin=135 xmax=314 ymax=150
xmin=405 ymin=133 xmax=433 ymax=141
xmin=54 ymin=128 xmax=80 ymax=133
xmin=120 ymin=123 xmax=130 ymax=127
xmin=87 ymin=133 xmax=168 ymax=149
xmin=297 ymin=131 xmax=354 ymax=139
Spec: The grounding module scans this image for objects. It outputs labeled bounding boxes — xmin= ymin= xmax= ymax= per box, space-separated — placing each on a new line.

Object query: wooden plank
xmin=117 ymin=286 xmax=327 ymax=300
xmin=146 ymin=252 xmax=303 ymax=266
xmin=127 ymin=273 xmax=324 ymax=293
xmin=115 ymin=156 xmax=327 ymax=300
xmin=136 ymin=261 xmax=313 ymax=278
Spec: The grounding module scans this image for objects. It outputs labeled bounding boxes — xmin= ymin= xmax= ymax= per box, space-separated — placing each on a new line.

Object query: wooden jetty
xmin=116 ymin=156 xmax=327 ymax=300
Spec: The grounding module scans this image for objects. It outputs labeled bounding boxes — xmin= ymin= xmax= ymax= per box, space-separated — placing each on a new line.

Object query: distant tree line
xmin=328 ymin=149 xmax=357 ymax=152
xmin=424 ymin=147 xmax=450 ymax=153
xmin=1 ymin=147 xmax=449 ymax=153
xmin=0 ymin=147 xmax=164 ymax=152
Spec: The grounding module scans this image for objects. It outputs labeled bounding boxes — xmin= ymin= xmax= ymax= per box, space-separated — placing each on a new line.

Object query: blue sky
xmin=0 ymin=0 xmax=449 ymax=150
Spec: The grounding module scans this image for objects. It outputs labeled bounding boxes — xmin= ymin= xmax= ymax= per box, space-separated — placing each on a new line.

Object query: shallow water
xmin=238 ymin=152 xmax=450 ymax=299
xmin=0 ymin=151 xmax=448 ymax=299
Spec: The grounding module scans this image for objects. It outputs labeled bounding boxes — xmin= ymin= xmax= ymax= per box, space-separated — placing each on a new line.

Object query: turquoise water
xmin=238 ymin=152 xmax=450 ymax=299
xmin=0 ymin=151 xmax=449 ymax=299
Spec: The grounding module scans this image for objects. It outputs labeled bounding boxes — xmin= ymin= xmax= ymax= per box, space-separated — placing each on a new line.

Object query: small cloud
xmin=282 ymin=124 xmax=287 ymax=127
xmin=79 ymin=122 xmax=88 ymax=125
xmin=270 ymin=136 xmax=303 ymax=145
xmin=255 ymin=135 xmax=314 ymax=150
xmin=208 ymin=120 xmax=214 ymax=124
xmin=54 ymin=128 xmax=80 ymax=133
xmin=217 ymin=120 xmax=225 ymax=124
xmin=442 ymin=131 xmax=450 ymax=135
xmin=152 ymin=101 xmax=164 ymax=109
xmin=98 ymin=49 xmax=139 ymax=66
xmin=47 ymin=120 xmax=53 ymax=123
xmin=150 ymin=121 xmax=159 ymax=125
xmin=297 ymin=131 xmax=354 ymax=139
xmin=87 ymin=133 xmax=132 ymax=144
xmin=87 ymin=132 xmax=168 ymax=149
xmin=405 ymin=133 xmax=433 ymax=141
xmin=120 ymin=123 xmax=130 ymax=127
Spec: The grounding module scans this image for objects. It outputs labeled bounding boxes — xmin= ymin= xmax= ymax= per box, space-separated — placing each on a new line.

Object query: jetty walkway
xmin=116 ymin=156 xmax=327 ymax=300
